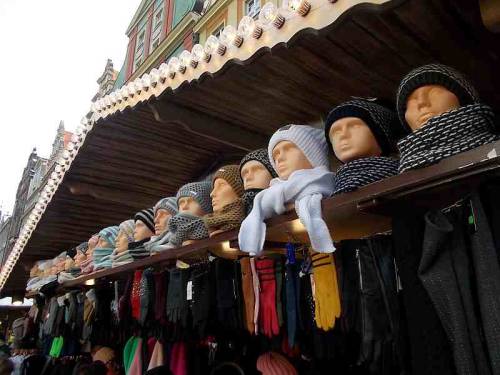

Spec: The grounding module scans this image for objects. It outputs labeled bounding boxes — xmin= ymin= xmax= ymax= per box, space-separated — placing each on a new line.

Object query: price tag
xmin=187 ymin=281 xmax=193 ymax=301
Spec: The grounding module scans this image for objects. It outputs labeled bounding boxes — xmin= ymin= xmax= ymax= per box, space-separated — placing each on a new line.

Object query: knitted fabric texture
xmin=128 ymin=238 xmax=151 ymax=260
xmin=203 ymin=199 xmax=246 ymax=233
xmin=119 ymin=219 xmax=135 ymax=243
xmin=168 ymin=212 xmax=209 ymax=247
xmin=398 ymin=104 xmax=497 ymax=173
xmin=333 ymin=157 xmax=399 ymax=195
xmin=144 ymin=231 xmax=173 ymax=253
xmin=213 ymin=164 xmax=244 ymax=197
xmin=76 ymin=242 xmax=89 ymax=255
xmin=239 ymin=148 xmax=278 ymax=179
xmin=242 ymin=189 xmax=262 ymax=216
xmin=396 ymin=63 xmax=480 ymax=133
xmin=99 ymin=226 xmax=120 ymax=248
xmin=324 ymin=99 xmax=400 ymax=157
xmin=268 ymin=125 xmax=329 ymax=171
xmin=256 ymin=352 xmax=297 ymax=375
xmin=135 ymin=208 xmax=155 ymax=233
xmin=176 ymin=181 xmax=213 ymax=214
xmin=153 ymin=197 xmax=178 ymax=216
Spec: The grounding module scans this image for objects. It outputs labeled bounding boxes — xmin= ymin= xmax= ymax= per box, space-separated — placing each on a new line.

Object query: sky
xmin=0 ymin=0 xmax=140 ymax=214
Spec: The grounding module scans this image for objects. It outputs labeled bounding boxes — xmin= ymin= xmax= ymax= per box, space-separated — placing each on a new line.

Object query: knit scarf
xmin=398 ymin=104 xmax=497 ymax=173
xmin=128 ymin=238 xmax=151 ymax=260
xmin=144 ymin=230 xmax=172 ymax=253
xmin=203 ymin=199 xmax=245 ymax=233
xmin=239 ymin=166 xmax=335 ymax=255
xmin=93 ymin=247 xmax=114 ymax=270
xmin=334 ymin=157 xmax=399 ymax=195
xmin=168 ymin=212 xmax=209 ymax=247
xmin=242 ymin=189 xmax=262 ymax=215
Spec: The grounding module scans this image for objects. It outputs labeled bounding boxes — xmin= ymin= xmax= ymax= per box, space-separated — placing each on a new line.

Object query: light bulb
xmin=238 ymin=16 xmax=263 ymax=39
xmin=103 ymin=96 xmax=111 ymax=108
xmin=259 ymin=2 xmax=285 ymax=28
xmin=179 ymin=50 xmax=191 ymax=73
xmin=109 ymin=92 xmax=117 ymax=104
xmin=283 ymin=0 xmax=311 ymax=15
xmin=191 ymin=44 xmax=207 ymax=65
xmin=67 ymin=142 xmax=75 ymax=151
xmin=159 ymin=63 xmax=169 ymax=81
xmin=115 ymin=90 xmax=123 ymax=102
xmin=62 ymin=150 xmax=71 ymax=160
xmin=149 ymin=68 xmax=160 ymax=85
xmin=220 ymin=25 xmax=243 ymax=47
xmin=204 ymin=35 xmax=220 ymax=56
xmin=120 ymin=86 xmax=129 ymax=100
xmin=126 ymin=82 xmax=136 ymax=97
xmin=133 ymin=78 xmax=143 ymax=93
xmin=168 ymin=57 xmax=181 ymax=77
xmin=141 ymin=74 xmax=151 ymax=89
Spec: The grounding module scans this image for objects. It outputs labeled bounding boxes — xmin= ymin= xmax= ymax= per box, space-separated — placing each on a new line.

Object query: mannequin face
xmin=210 ymin=178 xmax=239 ymax=212
xmin=240 ymin=160 xmax=273 ymax=190
xmin=405 ymin=85 xmax=460 ymax=131
xmin=96 ymin=237 xmax=111 ymax=248
xmin=154 ymin=209 xmax=172 ymax=235
xmin=115 ymin=230 xmax=130 ymax=253
xmin=329 ymin=117 xmax=382 ymax=163
xmin=272 ymin=141 xmax=313 ymax=180
xmin=74 ymin=251 xmax=86 ymax=266
xmin=178 ymin=196 xmax=206 ymax=216
xmin=134 ymin=220 xmax=153 ymax=241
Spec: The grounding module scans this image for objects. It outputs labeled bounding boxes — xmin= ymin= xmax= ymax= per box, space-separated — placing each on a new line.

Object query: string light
xmin=220 ymin=25 xmax=243 ymax=48
xmin=168 ymin=57 xmax=181 ymax=77
xmin=238 ymin=16 xmax=263 ymax=39
xmin=191 ymin=44 xmax=207 ymax=65
xmin=259 ymin=2 xmax=285 ymax=28
xmin=179 ymin=50 xmax=192 ymax=72
xmin=205 ymin=35 xmax=223 ymax=56
xmin=283 ymin=0 xmax=311 ymax=16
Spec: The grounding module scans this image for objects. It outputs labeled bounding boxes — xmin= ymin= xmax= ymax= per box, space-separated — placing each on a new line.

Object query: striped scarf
xmin=334 ymin=157 xmax=399 ymax=195
xmin=398 ymin=104 xmax=497 ymax=173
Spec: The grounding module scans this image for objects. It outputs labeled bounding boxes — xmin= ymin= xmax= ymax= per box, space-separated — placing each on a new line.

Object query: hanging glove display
xmin=240 ymin=257 xmax=255 ymax=334
xmin=311 ymin=252 xmax=341 ymax=331
xmin=166 ymin=268 xmax=190 ymax=328
xmin=215 ymin=258 xmax=241 ymax=331
xmin=255 ymin=258 xmax=280 ymax=338
xmin=285 ymin=255 xmax=301 ymax=348
xmin=191 ymin=262 xmax=213 ymax=338
xmin=275 ymin=257 xmax=284 ymax=328
xmin=130 ymin=270 xmax=143 ymax=321
xmin=154 ymin=271 xmax=168 ymax=324
xmin=139 ymin=268 xmax=154 ymax=326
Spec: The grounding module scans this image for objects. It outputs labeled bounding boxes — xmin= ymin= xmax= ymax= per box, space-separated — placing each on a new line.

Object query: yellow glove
xmin=311 ymin=252 xmax=341 ymax=331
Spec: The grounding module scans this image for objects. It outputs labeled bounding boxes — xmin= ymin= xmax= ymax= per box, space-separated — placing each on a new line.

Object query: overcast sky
xmin=0 ymin=0 xmax=140 ymax=214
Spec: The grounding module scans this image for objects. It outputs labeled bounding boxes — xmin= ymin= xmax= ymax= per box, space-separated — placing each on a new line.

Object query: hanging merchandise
xmin=240 ymin=257 xmax=256 ymax=335
xmin=130 ymin=270 xmax=143 ymax=322
xmin=93 ymin=226 xmax=120 ymax=270
xmin=145 ymin=197 xmax=178 ymax=253
xmin=166 ymin=268 xmax=191 ymax=329
xmin=284 ymin=245 xmax=301 ymax=348
xmin=255 ymin=258 xmax=280 ymax=338
xmin=190 ymin=261 xmax=214 ymax=338
xmin=256 ymin=351 xmax=298 ymax=375
xmin=214 ymin=258 xmax=242 ymax=332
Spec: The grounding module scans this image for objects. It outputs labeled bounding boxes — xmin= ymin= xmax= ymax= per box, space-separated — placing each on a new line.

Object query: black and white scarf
xmin=242 ymin=189 xmax=263 ymax=215
xmin=398 ymin=104 xmax=497 ymax=173
xmin=334 ymin=157 xmax=399 ymax=195
xmin=168 ymin=212 xmax=209 ymax=247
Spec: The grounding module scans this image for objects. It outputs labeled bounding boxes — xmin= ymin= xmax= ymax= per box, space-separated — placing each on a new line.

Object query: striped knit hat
xmin=324 ymin=99 xmax=400 ymax=159
xmin=256 ymin=352 xmax=297 ymax=375
xmin=239 ymin=148 xmax=278 ymax=179
xmin=154 ymin=197 xmax=178 ymax=216
xmin=268 ymin=125 xmax=329 ymax=172
xmin=134 ymin=209 xmax=155 ymax=233
xmin=99 ymin=226 xmax=120 ymax=248
xmin=176 ymin=181 xmax=213 ymax=214
xmin=396 ymin=63 xmax=479 ymax=134
xmin=119 ymin=219 xmax=135 ymax=242
xmin=212 ymin=165 xmax=244 ymax=197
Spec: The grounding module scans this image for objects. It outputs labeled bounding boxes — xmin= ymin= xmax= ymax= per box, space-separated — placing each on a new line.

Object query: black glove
xmin=285 ymin=262 xmax=300 ymax=348
xmin=191 ymin=262 xmax=213 ymax=338
xmin=214 ymin=258 xmax=241 ymax=331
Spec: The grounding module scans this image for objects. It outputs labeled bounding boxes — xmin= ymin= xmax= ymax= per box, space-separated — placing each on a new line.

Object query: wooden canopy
xmin=3 ymin=0 xmax=500 ymax=295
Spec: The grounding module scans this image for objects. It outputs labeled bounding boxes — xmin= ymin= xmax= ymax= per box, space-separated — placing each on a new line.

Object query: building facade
xmin=116 ymin=0 xmax=282 ymax=88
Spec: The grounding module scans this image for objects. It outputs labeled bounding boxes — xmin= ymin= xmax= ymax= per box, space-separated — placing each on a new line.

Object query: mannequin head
xmin=324 ymin=99 xmax=399 ymax=163
xmin=97 ymin=226 xmax=120 ymax=248
xmin=404 ymin=85 xmax=460 ymax=131
xmin=115 ymin=219 xmax=134 ymax=253
xmin=210 ymin=165 xmax=244 ymax=212
xmin=268 ymin=125 xmax=329 ymax=180
xmin=87 ymin=234 xmax=99 ymax=257
xmin=176 ymin=181 xmax=213 ymax=216
xmin=133 ymin=209 xmax=155 ymax=241
xmin=153 ymin=197 xmax=178 ymax=235
xmin=239 ymin=149 xmax=277 ymax=190
xmin=396 ymin=64 xmax=480 ymax=134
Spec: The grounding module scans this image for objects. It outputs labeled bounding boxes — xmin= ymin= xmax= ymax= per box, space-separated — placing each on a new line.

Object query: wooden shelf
xmin=55 ymin=140 xmax=500 ymax=290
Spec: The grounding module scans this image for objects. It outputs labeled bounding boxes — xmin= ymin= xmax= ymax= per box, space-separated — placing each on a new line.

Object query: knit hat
xmin=268 ymin=125 xmax=329 ymax=172
xmin=256 ymin=352 xmax=297 ymax=375
xmin=324 ymin=99 xmax=400 ymax=158
xmin=176 ymin=181 xmax=213 ymax=214
xmin=213 ymin=165 xmax=244 ymax=197
xmin=134 ymin=209 xmax=155 ymax=233
xmin=119 ymin=219 xmax=135 ymax=243
xmin=396 ymin=63 xmax=480 ymax=133
xmin=76 ymin=242 xmax=89 ymax=254
xmin=93 ymin=346 xmax=115 ymax=364
xmin=239 ymin=148 xmax=278 ymax=179
xmin=98 ymin=226 xmax=120 ymax=248
xmin=154 ymin=197 xmax=178 ymax=216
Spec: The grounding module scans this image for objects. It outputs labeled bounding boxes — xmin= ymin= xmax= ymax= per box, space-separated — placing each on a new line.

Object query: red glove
xmin=256 ymin=258 xmax=280 ymax=338
xmin=131 ymin=270 xmax=142 ymax=321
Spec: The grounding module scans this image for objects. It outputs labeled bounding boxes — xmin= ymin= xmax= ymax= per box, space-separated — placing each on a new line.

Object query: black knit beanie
xmin=324 ymin=99 xmax=400 ymax=161
xmin=396 ymin=63 xmax=479 ymax=134
xmin=239 ymin=148 xmax=278 ymax=180
xmin=134 ymin=208 xmax=155 ymax=233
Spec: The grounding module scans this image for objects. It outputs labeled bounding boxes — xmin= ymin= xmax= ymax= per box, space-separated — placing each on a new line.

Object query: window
xmin=134 ymin=28 xmax=146 ymax=72
xmin=212 ymin=22 xmax=225 ymax=37
xmin=150 ymin=7 xmax=164 ymax=52
xmin=245 ymin=0 xmax=260 ymax=19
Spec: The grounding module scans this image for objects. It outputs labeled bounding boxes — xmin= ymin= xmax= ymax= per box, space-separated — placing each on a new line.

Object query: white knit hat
xmin=268 ymin=125 xmax=329 ymax=172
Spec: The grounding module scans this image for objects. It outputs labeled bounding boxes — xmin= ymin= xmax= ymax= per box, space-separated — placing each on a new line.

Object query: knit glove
xmin=240 ymin=257 xmax=255 ymax=334
xmin=285 ymin=262 xmax=300 ymax=347
xmin=215 ymin=259 xmax=241 ymax=331
xmin=139 ymin=268 xmax=154 ymax=326
xmin=191 ymin=263 xmax=213 ymax=337
xmin=166 ymin=268 xmax=190 ymax=327
xmin=311 ymin=253 xmax=341 ymax=331
xmin=130 ymin=270 xmax=143 ymax=321
xmin=255 ymin=258 xmax=280 ymax=338
xmin=275 ymin=258 xmax=284 ymax=328
xmin=154 ymin=271 xmax=167 ymax=323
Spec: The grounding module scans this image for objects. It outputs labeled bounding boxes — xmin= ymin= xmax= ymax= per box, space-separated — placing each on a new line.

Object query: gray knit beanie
xmin=176 ymin=181 xmax=213 ymax=214
xmin=268 ymin=125 xmax=329 ymax=172
xmin=153 ymin=197 xmax=178 ymax=216
xmin=119 ymin=219 xmax=135 ymax=243
xmin=239 ymin=148 xmax=278 ymax=179
xmin=98 ymin=226 xmax=120 ymax=248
